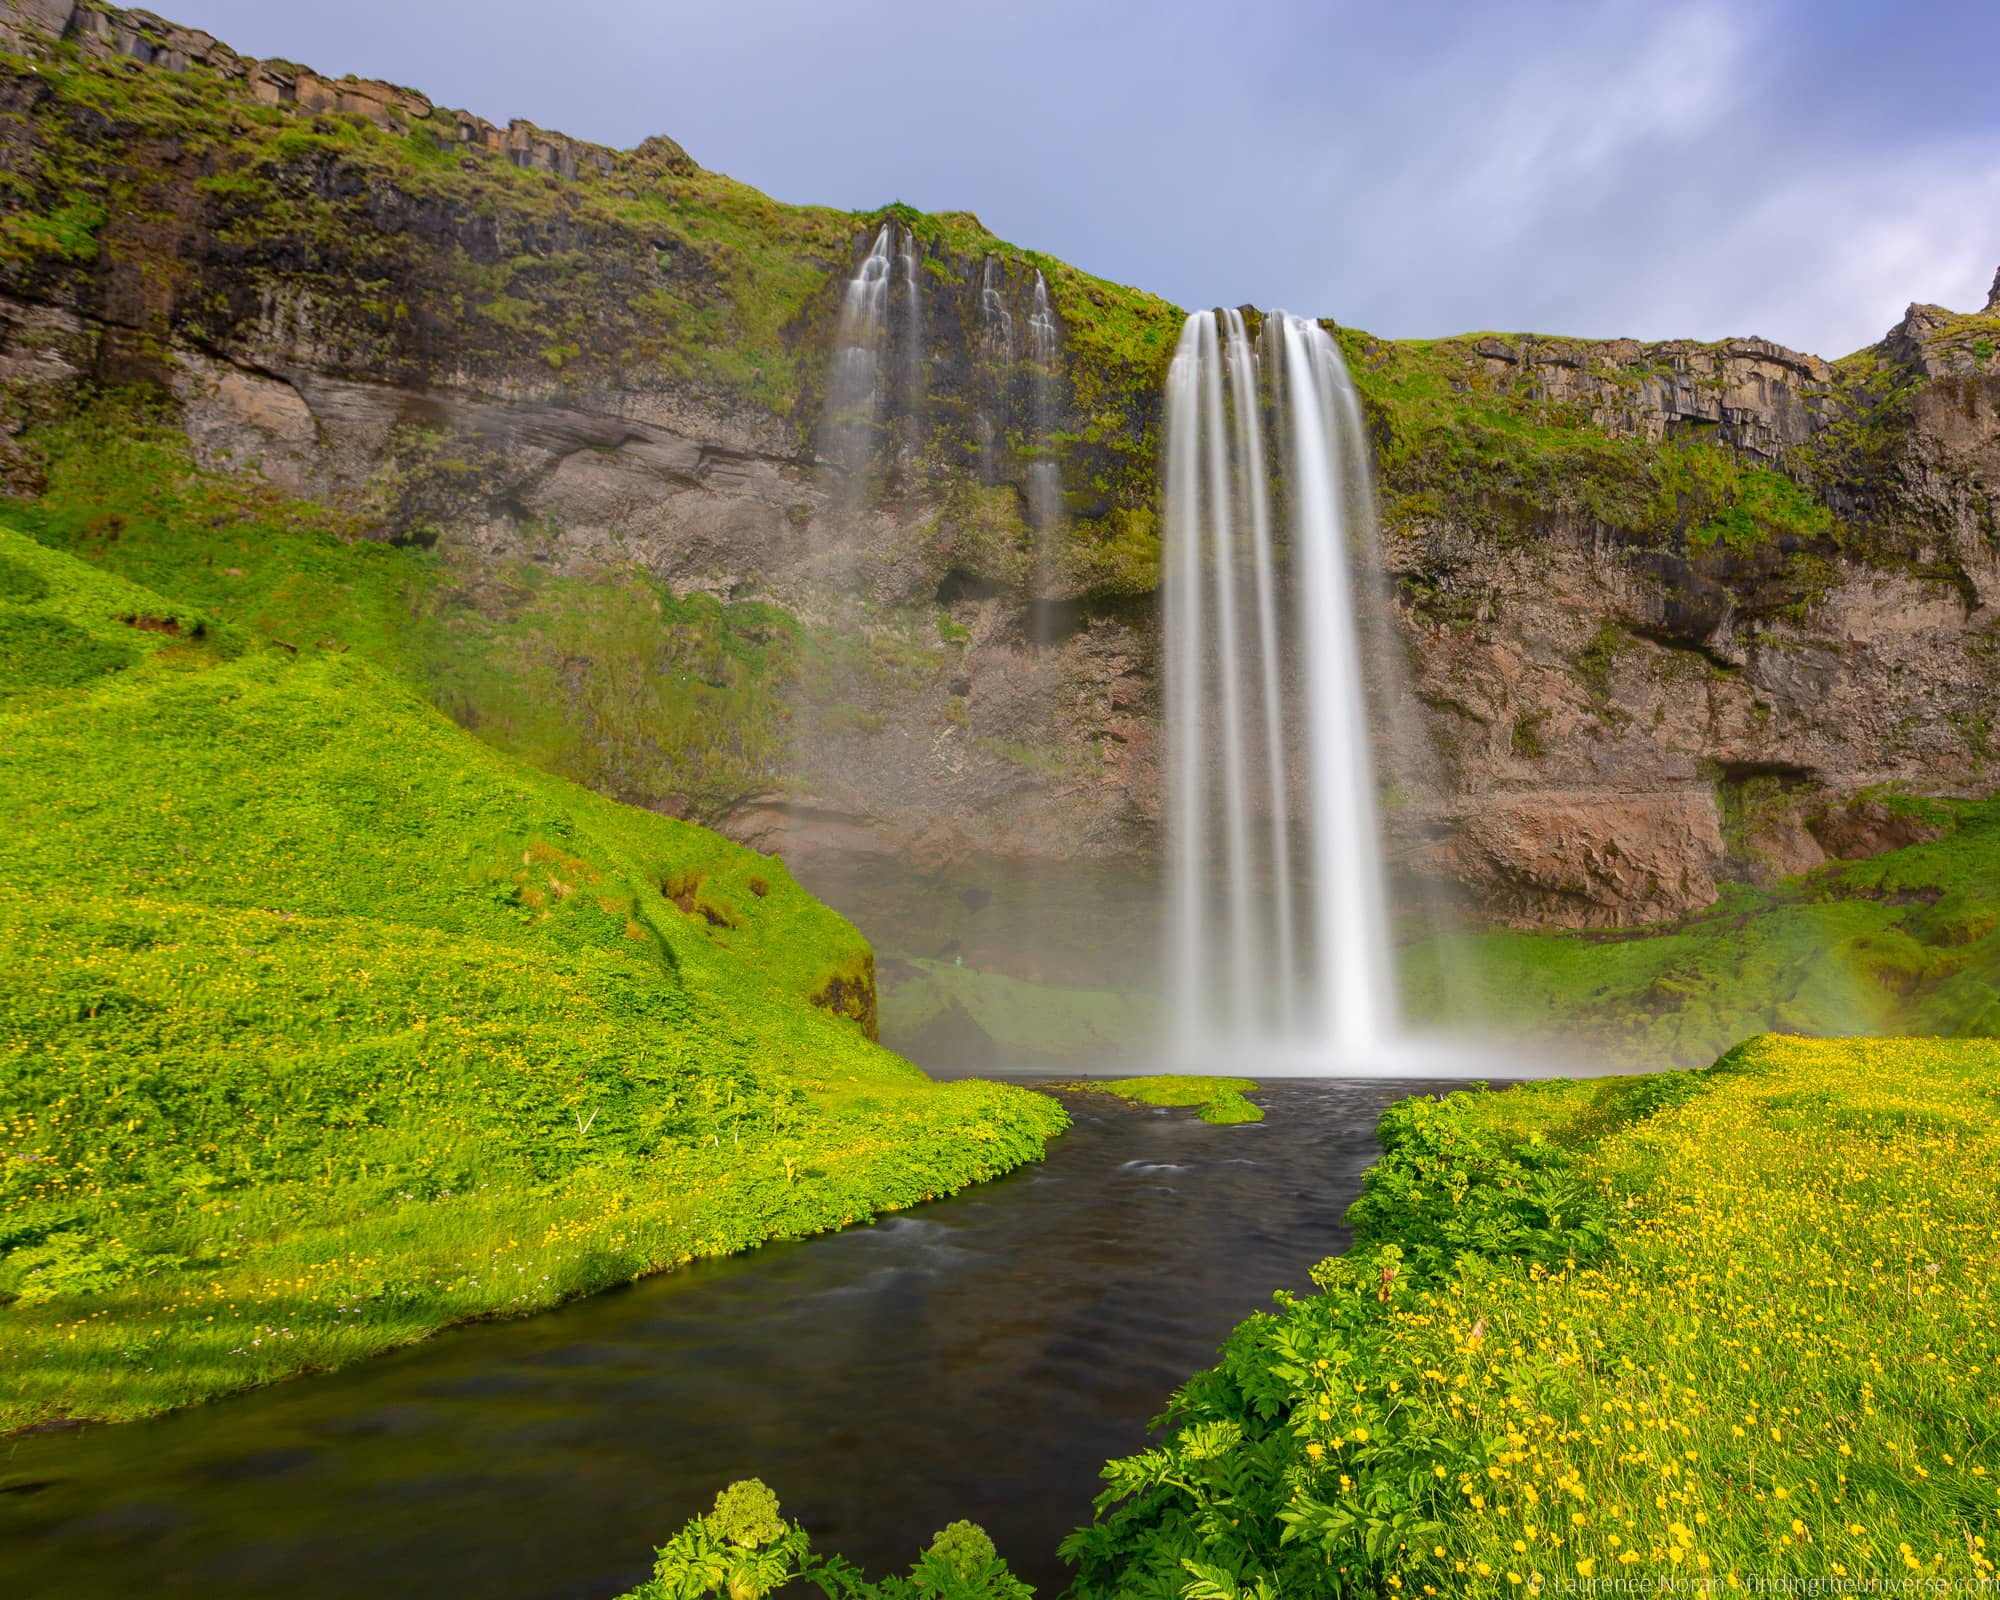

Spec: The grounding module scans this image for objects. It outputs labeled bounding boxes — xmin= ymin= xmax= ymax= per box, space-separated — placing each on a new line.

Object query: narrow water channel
xmin=0 ymin=1080 xmax=1453 ymax=1598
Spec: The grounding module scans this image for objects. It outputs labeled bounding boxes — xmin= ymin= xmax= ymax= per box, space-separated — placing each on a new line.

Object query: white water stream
xmin=1163 ymin=310 xmax=1398 ymax=1070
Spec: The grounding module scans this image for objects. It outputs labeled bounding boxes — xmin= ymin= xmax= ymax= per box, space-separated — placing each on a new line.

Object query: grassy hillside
xmin=0 ymin=525 xmax=1064 ymax=1430
xmin=6 ymin=401 xmax=817 ymax=825
xmin=1404 ymin=799 xmax=2000 ymax=1066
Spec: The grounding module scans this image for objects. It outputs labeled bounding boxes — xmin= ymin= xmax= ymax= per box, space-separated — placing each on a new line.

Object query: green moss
xmin=1341 ymin=329 xmax=1844 ymax=575
xmin=978 ymin=737 xmax=1066 ymax=774
xmin=0 ymin=196 xmax=103 ymax=265
xmin=1057 ymin=1075 xmax=1266 ymax=1125
xmin=1510 ymin=709 xmax=1547 ymax=758
xmin=1573 ymin=620 xmax=1630 ymax=718
xmin=1665 ymin=442 xmax=1833 ymax=555
xmin=9 ymin=399 xmax=804 ymax=826
xmin=1401 ymin=798 xmax=2000 ymax=1066
xmin=0 ymin=525 xmax=1066 ymax=1430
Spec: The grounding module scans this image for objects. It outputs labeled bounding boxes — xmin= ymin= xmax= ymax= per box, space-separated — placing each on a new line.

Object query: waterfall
xmin=898 ymin=226 xmax=925 ymax=441
xmin=976 ymin=257 xmax=1015 ymax=486
xmin=980 ymin=257 xmax=1016 ymax=361
xmin=1163 ymin=308 xmax=1396 ymax=1069
xmin=1026 ymin=270 xmax=1062 ymax=537
xmin=823 ymin=224 xmax=895 ymax=494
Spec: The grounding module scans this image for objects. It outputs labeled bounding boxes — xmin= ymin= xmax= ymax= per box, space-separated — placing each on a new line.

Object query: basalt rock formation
xmin=1 ymin=0 xmax=1995 ymax=932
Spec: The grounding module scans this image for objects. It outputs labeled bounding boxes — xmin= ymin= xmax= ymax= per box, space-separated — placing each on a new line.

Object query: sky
xmin=163 ymin=0 xmax=2000 ymax=358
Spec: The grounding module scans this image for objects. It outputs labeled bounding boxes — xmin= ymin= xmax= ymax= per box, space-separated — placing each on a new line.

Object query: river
xmin=0 ymin=1080 xmax=1455 ymax=1598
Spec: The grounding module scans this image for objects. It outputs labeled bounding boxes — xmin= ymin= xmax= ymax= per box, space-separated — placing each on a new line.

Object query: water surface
xmin=1 ymin=1080 xmax=1449 ymax=1598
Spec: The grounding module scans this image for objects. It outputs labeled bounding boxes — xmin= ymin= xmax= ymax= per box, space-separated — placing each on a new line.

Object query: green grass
xmin=1056 ymin=1035 xmax=2000 ymax=1596
xmin=1346 ymin=331 xmax=1836 ymax=569
xmin=0 ymin=526 xmax=1065 ymax=1430
xmin=10 ymin=402 xmax=809 ymax=827
xmin=1402 ymin=798 xmax=2000 ymax=1067
xmin=1057 ymin=1076 xmax=1265 ymax=1126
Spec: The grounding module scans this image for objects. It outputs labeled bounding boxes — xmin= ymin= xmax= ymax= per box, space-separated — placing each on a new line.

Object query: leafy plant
xmin=625 ymin=1481 xmax=1031 ymax=1600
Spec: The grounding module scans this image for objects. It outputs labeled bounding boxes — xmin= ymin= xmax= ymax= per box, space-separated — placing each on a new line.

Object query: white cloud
xmin=1444 ymin=2 xmax=1751 ymax=240
xmin=1710 ymin=150 xmax=2000 ymax=354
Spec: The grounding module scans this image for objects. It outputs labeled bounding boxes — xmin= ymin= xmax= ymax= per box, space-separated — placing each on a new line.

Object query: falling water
xmin=976 ymin=258 xmax=1015 ymax=485
xmin=1164 ymin=308 xmax=1396 ymax=1069
xmin=980 ymin=257 xmax=1016 ymax=361
xmin=898 ymin=226 xmax=925 ymax=442
xmin=823 ymin=224 xmax=895 ymax=493
xmin=1026 ymin=270 xmax=1063 ymax=537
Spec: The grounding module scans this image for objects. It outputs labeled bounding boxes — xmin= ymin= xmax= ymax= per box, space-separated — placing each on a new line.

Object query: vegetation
xmin=621 ymin=1479 xmax=1030 ymax=1600
xmin=0 ymin=526 xmax=1064 ymax=1430
xmin=1052 ymin=1034 xmax=2000 ymax=1595
xmin=627 ymin=1037 xmax=2000 ymax=1596
xmin=0 ymin=31 xmax=1180 ymax=602
xmin=1346 ymin=330 xmax=1838 ymax=573
xmin=1403 ymin=796 xmax=2000 ymax=1067
xmin=9 ymin=400 xmax=815 ymax=826
xmin=1058 ymin=1076 xmax=1266 ymax=1126
xmin=0 ymin=17 xmax=1963 ymax=633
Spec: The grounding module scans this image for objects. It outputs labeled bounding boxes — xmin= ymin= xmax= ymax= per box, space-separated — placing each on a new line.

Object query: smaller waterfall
xmin=976 ymin=257 xmax=1015 ymax=486
xmin=898 ymin=227 xmax=925 ymax=441
xmin=1027 ymin=269 xmax=1057 ymax=366
xmin=980 ymin=257 xmax=1016 ymax=361
xmin=1026 ymin=270 xmax=1063 ymax=538
xmin=1163 ymin=309 xmax=1396 ymax=1069
xmin=824 ymin=225 xmax=896 ymax=490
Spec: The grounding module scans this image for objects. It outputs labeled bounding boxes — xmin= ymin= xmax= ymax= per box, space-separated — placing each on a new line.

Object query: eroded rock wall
xmin=1 ymin=0 xmax=1996 ymax=930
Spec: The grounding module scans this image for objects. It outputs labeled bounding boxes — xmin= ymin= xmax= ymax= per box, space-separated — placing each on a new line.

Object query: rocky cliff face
xmin=1361 ymin=310 xmax=2000 ymax=926
xmin=1 ymin=0 xmax=1996 ymax=933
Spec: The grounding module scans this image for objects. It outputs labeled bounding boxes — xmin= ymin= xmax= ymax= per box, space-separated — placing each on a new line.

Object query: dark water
xmin=0 ymin=1081 xmax=1446 ymax=1599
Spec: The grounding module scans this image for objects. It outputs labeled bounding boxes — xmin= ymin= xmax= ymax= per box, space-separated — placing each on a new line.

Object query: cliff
xmin=0 ymin=0 xmax=1995 ymax=931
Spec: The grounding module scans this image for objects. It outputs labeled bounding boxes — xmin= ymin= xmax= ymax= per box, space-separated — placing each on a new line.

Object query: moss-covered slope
xmin=0 ymin=525 xmax=1064 ymax=1429
xmin=1403 ymin=794 xmax=2000 ymax=1066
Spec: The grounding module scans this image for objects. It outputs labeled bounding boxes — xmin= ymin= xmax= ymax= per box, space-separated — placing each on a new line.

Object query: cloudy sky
xmin=167 ymin=0 xmax=2000 ymax=358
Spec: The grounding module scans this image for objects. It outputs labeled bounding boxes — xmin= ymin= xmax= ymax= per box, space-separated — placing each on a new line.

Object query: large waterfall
xmin=1163 ymin=309 xmax=1397 ymax=1069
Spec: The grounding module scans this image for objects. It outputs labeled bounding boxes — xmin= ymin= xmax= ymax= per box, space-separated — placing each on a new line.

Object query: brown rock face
xmin=1452 ymin=792 xmax=1725 ymax=929
xmin=1809 ymin=799 xmax=1948 ymax=861
xmin=0 ymin=0 xmax=1995 ymax=935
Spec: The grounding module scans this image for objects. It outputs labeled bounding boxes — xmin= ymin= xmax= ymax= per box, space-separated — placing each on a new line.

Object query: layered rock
xmin=0 ymin=0 xmax=1995 ymax=932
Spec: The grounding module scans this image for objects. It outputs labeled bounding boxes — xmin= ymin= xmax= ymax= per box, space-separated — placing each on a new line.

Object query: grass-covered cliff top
xmin=0 ymin=11 xmax=1182 ymax=419
xmin=0 ymin=523 xmax=1064 ymax=1430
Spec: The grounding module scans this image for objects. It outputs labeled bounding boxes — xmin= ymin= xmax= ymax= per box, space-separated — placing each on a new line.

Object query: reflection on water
xmin=0 ymin=1081 xmax=1453 ymax=1598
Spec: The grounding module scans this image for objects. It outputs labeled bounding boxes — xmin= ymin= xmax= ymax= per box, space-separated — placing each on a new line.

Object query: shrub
xmin=627 ymin=1481 xmax=1030 ymax=1600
